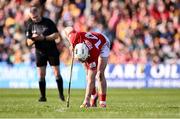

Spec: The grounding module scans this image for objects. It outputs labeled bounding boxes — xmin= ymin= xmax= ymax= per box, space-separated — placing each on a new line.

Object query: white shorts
xmin=100 ymin=34 xmax=110 ymax=58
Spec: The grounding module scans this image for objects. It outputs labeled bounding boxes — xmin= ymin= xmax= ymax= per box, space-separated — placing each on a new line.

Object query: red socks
xmin=99 ymin=93 xmax=106 ymax=102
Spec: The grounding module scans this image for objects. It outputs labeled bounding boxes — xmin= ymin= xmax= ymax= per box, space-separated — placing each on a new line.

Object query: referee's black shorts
xmin=35 ymin=50 xmax=60 ymax=67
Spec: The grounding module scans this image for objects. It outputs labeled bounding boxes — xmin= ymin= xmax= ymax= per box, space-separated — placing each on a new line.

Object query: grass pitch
xmin=0 ymin=88 xmax=180 ymax=118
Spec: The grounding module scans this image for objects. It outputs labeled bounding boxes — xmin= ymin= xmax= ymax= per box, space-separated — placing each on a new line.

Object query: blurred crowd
xmin=0 ymin=0 xmax=179 ymax=65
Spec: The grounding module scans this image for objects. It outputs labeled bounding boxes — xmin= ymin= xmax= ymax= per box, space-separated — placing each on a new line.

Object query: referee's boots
xmin=56 ymin=77 xmax=65 ymax=101
xmin=39 ymin=80 xmax=47 ymax=102
xmin=39 ymin=97 xmax=47 ymax=102
xmin=59 ymin=94 xmax=65 ymax=101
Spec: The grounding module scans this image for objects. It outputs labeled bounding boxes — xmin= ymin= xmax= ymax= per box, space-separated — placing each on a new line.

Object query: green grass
xmin=0 ymin=88 xmax=180 ymax=118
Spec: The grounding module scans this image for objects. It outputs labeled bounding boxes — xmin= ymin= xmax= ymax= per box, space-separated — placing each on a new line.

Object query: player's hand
xmin=32 ymin=33 xmax=45 ymax=41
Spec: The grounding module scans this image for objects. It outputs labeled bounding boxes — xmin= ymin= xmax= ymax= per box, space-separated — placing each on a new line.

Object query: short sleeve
xmin=24 ymin=21 xmax=32 ymax=39
xmin=47 ymin=19 xmax=58 ymax=34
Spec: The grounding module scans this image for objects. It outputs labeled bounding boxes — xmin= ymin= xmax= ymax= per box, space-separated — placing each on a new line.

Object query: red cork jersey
xmin=69 ymin=32 xmax=107 ymax=70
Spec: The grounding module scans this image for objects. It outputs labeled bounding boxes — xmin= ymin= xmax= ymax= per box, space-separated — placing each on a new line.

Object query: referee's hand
xmin=32 ymin=33 xmax=45 ymax=41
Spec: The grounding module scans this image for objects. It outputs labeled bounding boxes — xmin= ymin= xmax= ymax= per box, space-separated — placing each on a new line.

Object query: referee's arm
xmin=25 ymin=21 xmax=35 ymax=47
xmin=45 ymin=32 xmax=61 ymax=44
xmin=26 ymin=38 xmax=35 ymax=47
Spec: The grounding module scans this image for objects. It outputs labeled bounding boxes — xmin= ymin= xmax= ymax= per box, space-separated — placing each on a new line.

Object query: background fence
xmin=0 ymin=63 xmax=179 ymax=88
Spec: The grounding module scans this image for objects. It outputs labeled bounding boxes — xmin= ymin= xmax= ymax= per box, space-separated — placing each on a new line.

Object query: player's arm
xmin=61 ymin=27 xmax=74 ymax=47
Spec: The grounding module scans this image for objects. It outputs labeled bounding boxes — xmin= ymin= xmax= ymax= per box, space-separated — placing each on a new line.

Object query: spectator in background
xmin=0 ymin=0 xmax=179 ymax=65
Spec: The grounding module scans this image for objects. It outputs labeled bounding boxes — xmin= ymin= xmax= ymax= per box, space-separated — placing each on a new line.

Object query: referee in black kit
xmin=25 ymin=3 xmax=65 ymax=102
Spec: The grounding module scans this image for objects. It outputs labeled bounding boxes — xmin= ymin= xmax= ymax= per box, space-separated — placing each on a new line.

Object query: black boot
xmin=38 ymin=80 xmax=46 ymax=102
xmin=56 ymin=76 xmax=65 ymax=101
